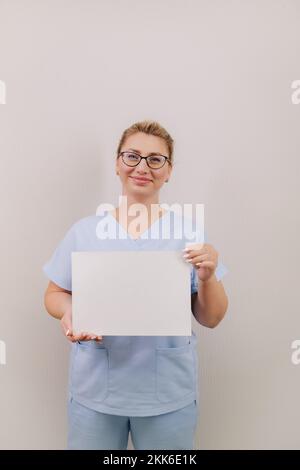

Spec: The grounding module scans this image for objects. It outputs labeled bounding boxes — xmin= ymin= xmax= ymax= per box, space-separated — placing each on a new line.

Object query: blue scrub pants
xmin=67 ymin=397 xmax=198 ymax=450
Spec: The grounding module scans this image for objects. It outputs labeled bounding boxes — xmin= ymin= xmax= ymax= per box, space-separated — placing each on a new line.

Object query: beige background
xmin=0 ymin=0 xmax=299 ymax=449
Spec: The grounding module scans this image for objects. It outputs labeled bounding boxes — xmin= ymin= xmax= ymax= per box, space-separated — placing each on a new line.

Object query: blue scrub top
xmin=43 ymin=209 xmax=228 ymax=416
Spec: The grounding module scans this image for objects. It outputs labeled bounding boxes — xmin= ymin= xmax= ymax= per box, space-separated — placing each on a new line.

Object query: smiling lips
xmin=130 ymin=176 xmax=152 ymax=183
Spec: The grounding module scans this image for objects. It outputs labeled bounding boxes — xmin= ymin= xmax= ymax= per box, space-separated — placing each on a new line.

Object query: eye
xmin=127 ymin=153 xmax=139 ymax=161
xmin=149 ymin=156 xmax=162 ymax=163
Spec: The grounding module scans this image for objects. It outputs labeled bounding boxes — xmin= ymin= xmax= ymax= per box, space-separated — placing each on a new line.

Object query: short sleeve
xmin=42 ymin=223 xmax=78 ymax=291
xmin=190 ymin=266 xmax=198 ymax=294
xmin=190 ymin=259 xmax=229 ymax=294
xmin=214 ymin=260 xmax=229 ymax=281
xmin=189 ymin=228 xmax=229 ymax=294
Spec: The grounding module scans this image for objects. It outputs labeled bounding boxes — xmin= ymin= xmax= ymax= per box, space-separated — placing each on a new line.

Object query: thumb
xmin=61 ymin=317 xmax=73 ymax=337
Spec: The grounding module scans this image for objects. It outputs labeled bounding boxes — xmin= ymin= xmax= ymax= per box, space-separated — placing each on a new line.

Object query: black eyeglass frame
xmin=118 ymin=151 xmax=171 ymax=169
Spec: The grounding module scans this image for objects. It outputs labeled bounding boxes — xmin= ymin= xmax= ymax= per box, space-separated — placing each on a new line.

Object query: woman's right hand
xmin=60 ymin=305 xmax=102 ymax=343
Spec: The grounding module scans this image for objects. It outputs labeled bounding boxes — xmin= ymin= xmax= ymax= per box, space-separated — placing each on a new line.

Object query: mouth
xmin=129 ymin=176 xmax=152 ymax=184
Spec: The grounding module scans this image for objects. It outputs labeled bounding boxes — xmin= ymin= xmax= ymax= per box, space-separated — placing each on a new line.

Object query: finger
xmin=86 ymin=334 xmax=103 ymax=342
xmin=76 ymin=332 xmax=94 ymax=342
xmin=83 ymin=332 xmax=103 ymax=341
xmin=76 ymin=331 xmax=87 ymax=338
xmin=84 ymin=334 xmax=97 ymax=341
xmin=61 ymin=317 xmax=72 ymax=334
xmin=90 ymin=334 xmax=102 ymax=341
xmin=71 ymin=331 xmax=103 ymax=342
xmin=183 ymin=243 xmax=204 ymax=252
xmin=64 ymin=331 xmax=77 ymax=342
xmin=82 ymin=332 xmax=93 ymax=340
xmin=195 ymin=261 xmax=215 ymax=268
xmin=190 ymin=253 xmax=210 ymax=265
xmin=61 ymin=323 xmax=72 ymax=337
xmin=70 ymin=334 xmax=79 ymax=342
xmin=71 ymin=332 xmax=84 ymax=342
xmin=183 ymin=248 xmax=207 ymax=260
xmin=67 ymin=335 xmax=77 ymax=343
xmin=184 ymin=253 xmax=209 ymax=264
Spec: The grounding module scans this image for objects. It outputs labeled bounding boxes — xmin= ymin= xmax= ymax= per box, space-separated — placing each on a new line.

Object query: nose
xmin=136 ymin=158 xmax=150 ymax=173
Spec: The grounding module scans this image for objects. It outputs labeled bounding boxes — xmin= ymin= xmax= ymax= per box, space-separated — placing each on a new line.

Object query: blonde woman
xmin=43 ymin=120 xmax=229 ymax=450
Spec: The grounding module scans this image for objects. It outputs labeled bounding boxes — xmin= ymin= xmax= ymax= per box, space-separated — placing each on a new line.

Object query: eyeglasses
xmin=119 ymin=151 xmax=171 ymax=170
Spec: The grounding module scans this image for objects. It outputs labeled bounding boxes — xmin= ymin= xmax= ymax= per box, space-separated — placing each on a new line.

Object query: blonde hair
xmin=116 ymin=120 xmax=174 ymax=166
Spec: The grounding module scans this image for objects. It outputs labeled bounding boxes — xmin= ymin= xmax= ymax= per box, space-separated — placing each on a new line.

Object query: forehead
xmin=122 ymin=132 xmax=168 ymax=156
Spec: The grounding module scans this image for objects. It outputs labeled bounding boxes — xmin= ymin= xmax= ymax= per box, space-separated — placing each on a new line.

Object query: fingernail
xmin=66 ymin=329 xmax=70 ymax=336
xmin=183 ymin=254 xmax=190 ymax=258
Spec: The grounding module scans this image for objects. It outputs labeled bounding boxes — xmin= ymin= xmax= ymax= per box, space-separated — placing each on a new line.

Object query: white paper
xmin=72 ymin=251 xmax=192 ymax=336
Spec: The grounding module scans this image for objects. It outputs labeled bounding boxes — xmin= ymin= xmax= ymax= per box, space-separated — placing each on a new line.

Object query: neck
xmin=114 ymin=194 xmax=165 ymax=222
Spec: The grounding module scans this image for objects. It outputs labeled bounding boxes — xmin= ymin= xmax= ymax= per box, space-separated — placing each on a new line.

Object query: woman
xmin=43 ymin=120 xmax=229 ymax=450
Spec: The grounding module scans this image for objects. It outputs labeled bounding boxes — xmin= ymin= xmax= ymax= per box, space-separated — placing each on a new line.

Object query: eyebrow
xmin=127 ymin=148 xmax=166 ymax=157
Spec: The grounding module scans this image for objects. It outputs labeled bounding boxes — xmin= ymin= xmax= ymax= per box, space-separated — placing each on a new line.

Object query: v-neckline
xmin=106 ymin=208 xmax=170 ymax=243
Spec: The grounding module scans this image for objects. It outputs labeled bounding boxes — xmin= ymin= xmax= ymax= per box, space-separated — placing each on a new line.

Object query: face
xmin=116 ymin=132 xmax=172 ymax=198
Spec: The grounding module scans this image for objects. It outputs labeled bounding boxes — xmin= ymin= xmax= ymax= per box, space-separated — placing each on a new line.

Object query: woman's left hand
xmin=183 ymin=243 xmax=218 ymax=282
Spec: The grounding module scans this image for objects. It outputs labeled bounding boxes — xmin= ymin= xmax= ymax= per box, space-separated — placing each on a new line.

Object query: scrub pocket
xmin=71 ymin=340 xmax=109 ymax=403
xmin=155 ymin=341 xmax=196 ymax=403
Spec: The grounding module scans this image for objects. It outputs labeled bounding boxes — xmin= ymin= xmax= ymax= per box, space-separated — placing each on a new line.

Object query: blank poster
xmin=72 ymin=251 xmax=192 ymax=336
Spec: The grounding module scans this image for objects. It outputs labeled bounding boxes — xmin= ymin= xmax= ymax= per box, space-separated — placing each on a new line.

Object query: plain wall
xmin=0 ymin=0 xmax=299 ymax=449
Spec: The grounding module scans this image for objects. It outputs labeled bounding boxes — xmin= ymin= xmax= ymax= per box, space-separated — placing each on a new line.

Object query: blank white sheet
xmin=72 ymin=251 xmax=192 ymax=336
